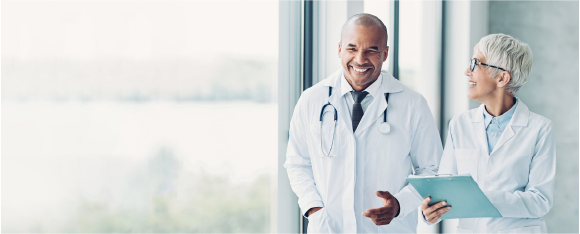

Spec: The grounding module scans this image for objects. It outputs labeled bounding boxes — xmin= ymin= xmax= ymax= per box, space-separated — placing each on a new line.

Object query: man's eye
xmin=348 ymin=48 xmax=356 ymax=51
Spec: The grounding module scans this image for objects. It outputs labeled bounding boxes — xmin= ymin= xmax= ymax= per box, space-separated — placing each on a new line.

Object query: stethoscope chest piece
xmin=378 ymin=122 xmax=391 ymax=134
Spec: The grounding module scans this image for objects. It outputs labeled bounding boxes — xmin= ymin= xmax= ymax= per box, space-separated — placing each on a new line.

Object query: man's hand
xmin=307 ymin=207 xmax=323 ymax=217
xmin=421 ymin=197 xmax=451 ymax=223
xmin=362 ymin=191 xmax=400 ymax=226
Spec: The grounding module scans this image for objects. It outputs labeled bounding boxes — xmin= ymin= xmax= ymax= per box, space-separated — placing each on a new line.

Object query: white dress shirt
xmin=341 ymin=73 xmax=383 ymax=116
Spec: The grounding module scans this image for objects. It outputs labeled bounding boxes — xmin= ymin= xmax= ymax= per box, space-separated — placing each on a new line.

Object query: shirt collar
xmin=483 ymin=98 xmax=519 ymax=129
xmin=340 ymin=73 xmax=383 ymax=99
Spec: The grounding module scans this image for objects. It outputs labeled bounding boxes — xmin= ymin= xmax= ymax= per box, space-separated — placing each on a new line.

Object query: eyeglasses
xmin=469 ymin=58 xmax=506 ymax=72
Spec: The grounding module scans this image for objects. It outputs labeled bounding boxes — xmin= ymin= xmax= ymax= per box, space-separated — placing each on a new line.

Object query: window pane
xmin=2 ymin=1 xmax=278 ymax=232
xmin=399 ymin=1 xmax=442 ymax=125
xmin=364 ymin=0 xmax=393 ymax=74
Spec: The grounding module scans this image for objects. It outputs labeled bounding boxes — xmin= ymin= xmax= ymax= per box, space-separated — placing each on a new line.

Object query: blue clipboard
xmin=406 ymin=175 xmax=502 ymax=219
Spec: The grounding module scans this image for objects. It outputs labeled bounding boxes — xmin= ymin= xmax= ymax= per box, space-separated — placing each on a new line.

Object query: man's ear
xmin=497 ymin=71 xmax=511 ymax=88
xmin=382 ymin=46 xmax=389 ymax=62
xmin=338 ymin=42 xmax=342 ymax=58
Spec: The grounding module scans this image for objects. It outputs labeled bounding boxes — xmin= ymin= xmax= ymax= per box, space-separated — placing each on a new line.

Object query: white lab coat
xmin=284 ymin=69 xmax=443 ymax=233
xmin=438 ymin=98 xmax=556 ymax=233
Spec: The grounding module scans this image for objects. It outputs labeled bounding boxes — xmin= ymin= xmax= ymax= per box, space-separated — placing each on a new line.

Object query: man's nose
xmin=354 ymin=51 xmax=366 ymax=64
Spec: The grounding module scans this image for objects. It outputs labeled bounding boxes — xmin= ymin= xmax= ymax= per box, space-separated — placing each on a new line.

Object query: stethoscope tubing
xmin=319 ymin=86 xmax=391 ymax=157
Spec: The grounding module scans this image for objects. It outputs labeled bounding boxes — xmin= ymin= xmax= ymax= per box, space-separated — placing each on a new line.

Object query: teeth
xmin=353 ymin=67 xmax=370 ymax=73
xmin=469 ymin=82 xmax=477 ymax=87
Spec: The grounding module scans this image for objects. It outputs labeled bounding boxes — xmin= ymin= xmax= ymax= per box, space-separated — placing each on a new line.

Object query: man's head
xmin=338 ymin=13 xmax=389 ymax=91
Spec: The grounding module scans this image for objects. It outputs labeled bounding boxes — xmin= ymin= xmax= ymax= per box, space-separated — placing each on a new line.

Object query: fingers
xmin=375 ymin=190 xmax=393 ymax=199
xmin=420 ymin=197 xmax=431 ymax=210
xmin=364 ymin=205 xmax=395 ymax=216
xmin=426 ymin=206 xmax=451 ymax=224
xmin=363 ymin=208 xmax=381 ymax=217
xmin=372 ymin=216 xmax=394 ymax=226
xmin=364 ymin=213 xmax=394 ymax=226
xmin=424 ymin=200 xmax=447 ymax=216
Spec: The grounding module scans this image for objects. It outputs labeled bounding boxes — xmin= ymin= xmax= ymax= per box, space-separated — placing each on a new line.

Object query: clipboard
xmin=406 ymin=175 xmax=502 ymax=219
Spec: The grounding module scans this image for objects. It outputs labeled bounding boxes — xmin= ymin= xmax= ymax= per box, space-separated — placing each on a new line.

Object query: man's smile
xmin=351 ymin=66 xmax=372 ymax=75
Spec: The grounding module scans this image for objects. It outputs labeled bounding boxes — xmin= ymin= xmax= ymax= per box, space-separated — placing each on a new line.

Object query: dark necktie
xmin=352 ymin=91 xmax=368 ymax=132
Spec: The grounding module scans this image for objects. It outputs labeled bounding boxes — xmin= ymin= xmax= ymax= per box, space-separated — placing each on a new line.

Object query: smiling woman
xmin=2 ymin=1 xmax=278 ymax=232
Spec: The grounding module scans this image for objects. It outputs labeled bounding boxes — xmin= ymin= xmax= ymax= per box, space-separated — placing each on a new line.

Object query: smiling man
xmin=284 ymin=13 xmax=443 ymax=233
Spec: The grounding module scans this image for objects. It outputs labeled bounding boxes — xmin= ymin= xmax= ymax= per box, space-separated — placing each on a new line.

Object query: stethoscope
xmin=319 ymin=86 xmax=391 ymax=157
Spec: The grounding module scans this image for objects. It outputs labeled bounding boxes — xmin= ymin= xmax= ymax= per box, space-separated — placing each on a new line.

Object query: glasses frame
xmin=469 ymin=58 xmax=507 ymax=72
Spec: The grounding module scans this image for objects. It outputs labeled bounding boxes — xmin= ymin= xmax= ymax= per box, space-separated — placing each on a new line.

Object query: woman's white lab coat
xmin=284 ymin=70 xmax=443 ymax=233
xmin=439 ymin=98 xmax=556 ymax=233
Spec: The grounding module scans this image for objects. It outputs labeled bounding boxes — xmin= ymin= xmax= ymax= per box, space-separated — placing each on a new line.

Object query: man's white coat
xmin=284 ymin=69 xmax=443 ymax=233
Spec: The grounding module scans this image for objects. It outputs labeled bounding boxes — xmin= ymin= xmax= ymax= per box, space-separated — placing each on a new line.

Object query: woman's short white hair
xmin=474 ymin=33 xmax=533 ymax=94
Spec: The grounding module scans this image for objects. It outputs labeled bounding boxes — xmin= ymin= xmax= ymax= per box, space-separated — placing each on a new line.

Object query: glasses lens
xmin=470 ymin=59 xmax=476 ymax=72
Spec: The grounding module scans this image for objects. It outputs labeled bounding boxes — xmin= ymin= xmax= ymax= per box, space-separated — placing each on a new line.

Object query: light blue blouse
xmin=483 ymin=98 xmax=518 ymax=154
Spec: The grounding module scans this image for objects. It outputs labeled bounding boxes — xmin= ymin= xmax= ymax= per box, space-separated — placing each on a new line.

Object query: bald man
xmin=284 ymin=13 xmax=442 ymax=233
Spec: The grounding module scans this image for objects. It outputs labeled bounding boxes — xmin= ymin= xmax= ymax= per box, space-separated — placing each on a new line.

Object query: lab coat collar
xmin=321 ymin=69 xmax=403 ymax=135
xmin=472 ymin=97 xmax=528 ymax=126
xmin=472 ymin=97 xmax=530 ymax=155
xmin=351 ymin=70 xmax=403 ymax=135
xmin=321 ymin=69 xmax=403 ymax=94
xmin=340 ymin=72 xmax=383 ymax=99
xmin=322 ymin=69 xmax=354 ymax=133
xmin=379 ymin=70 xmax=404 ymax=94
xmin=509 ymin=97 xmax=529 ymax=127
xmin=483 ymin=98 xmax=519 ymax=130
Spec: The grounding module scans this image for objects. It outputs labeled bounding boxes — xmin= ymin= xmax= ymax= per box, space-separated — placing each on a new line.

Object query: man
xmin=284 ymin=13 xmax=442 ymax=233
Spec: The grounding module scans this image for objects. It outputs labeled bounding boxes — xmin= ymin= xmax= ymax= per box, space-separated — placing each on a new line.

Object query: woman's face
xmin=465 ymin=51 xmax=500 ymax=102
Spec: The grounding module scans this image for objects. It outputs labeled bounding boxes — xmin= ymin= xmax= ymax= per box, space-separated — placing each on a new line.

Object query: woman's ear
xmin=497 ymin=71 xmax=511 ymax=88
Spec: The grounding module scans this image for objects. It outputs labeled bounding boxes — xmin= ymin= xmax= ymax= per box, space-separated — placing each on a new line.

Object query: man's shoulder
xmin=395 ymin=81 xmax=424 ymax=101
xmin=301 ymin=70 xmax=341 ymax=101
xmin=386 ymin=77 xmax=428 ymax=108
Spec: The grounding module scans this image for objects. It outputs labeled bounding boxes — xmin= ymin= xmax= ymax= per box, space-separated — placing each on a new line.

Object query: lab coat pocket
xmin=498 ymin=226 xmax=542 ymax=233
xmin=454 ymin=149 xmax=478 ymax=181
xmin=307 ymin=208 xmax=329 ymax=234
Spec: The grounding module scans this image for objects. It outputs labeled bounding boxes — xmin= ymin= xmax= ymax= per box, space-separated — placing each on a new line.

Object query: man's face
xmin=338 ymin=24 xmax=388 ymax=91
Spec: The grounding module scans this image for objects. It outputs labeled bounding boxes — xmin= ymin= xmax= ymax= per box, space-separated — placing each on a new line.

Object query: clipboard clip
xmin=424 ymin=174 xmax=452 ymax=177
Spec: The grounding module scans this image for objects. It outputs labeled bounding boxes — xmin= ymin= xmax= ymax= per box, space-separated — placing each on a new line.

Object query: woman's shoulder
xmin=527 ymin=110 xmax=553 ymax=132
xmin=449 ymin=105 xmax=483 ymax=126
xmin=516 ymin=99 xmax=553 ymax=131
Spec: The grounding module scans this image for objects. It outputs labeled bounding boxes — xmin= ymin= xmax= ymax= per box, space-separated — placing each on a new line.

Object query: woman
xmin=421 ymin=34 xmax=556 ymax=233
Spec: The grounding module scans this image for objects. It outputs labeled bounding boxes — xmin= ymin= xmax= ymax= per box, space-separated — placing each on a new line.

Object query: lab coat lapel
xmin=472 ymin=104 xmax=490 ymax=156
xmin=491 ymin=98 xmax=530 ymax=154
xmin=326 ymin=71 xmax=354 ymax=134
xmin=354 ymin=71 xmax=403 ymax=135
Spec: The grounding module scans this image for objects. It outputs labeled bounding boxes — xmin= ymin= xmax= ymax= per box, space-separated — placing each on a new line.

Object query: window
xmin=398 ymin=0 xmax=442 ymax=128
xmin=2 ymin=1 xmax=278 ymax=232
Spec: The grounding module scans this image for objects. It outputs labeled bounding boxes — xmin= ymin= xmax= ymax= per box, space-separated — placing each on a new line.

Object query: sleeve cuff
xmin=301 ymin=200 xmax=324 ymax=218
xmin=420 ymin=210 xmax=441 ymax=225
xmin=393 ymin=186 xmax=423 ymax=220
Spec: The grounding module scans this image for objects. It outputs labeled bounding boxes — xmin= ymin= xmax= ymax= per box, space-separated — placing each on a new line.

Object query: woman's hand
xmin=421 ymin=197 xmax=451 ymax=224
